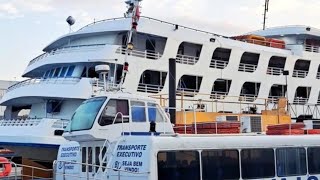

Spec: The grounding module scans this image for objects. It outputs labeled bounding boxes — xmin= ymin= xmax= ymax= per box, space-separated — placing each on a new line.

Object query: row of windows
xmin=98 ymin=99 xmax=165 ymax=126
xmin=43 ymin=66 xmax=75 ymax=78
xmin=81 ymin=146 xmax=106 ymax=173
xmin=70 ymin=98 xmax=165 ymax=132
xmin=158 ymin=147 xmax=320 ymax=180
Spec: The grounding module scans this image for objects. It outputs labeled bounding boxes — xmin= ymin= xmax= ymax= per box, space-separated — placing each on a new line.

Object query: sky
xmin=0 ymin=0 xmax=320 ymax=81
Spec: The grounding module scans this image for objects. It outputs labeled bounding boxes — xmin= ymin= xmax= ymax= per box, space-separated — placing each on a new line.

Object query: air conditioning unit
xmin=240 ymin=116 xmax=262 ymax=133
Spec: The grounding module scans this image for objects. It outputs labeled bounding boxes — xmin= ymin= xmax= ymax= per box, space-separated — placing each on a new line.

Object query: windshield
xmin=68 ymin=97 xmax=107 ymax=132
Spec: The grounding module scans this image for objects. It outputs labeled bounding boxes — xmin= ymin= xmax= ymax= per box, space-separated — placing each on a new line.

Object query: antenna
xmin=119 ymin=0 xmax=142 ymax=89
xmin=263 ymin=0 xmax=269 ymax=30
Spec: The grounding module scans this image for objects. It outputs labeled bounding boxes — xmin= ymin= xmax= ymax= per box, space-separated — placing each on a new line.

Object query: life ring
xmin=0 ymin=157 xmax=12 ymax=177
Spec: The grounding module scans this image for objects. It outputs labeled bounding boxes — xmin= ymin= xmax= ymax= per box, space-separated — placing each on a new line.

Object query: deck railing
xmin=267 ymin=67 xmax=284 ymax=76
xmin=210 ymin=59 xmax=229 ymax=69
xmin=238 ymin=63 xmax=257 ymax=73
xmin=137 ymin=83 xmax=164 ymax=94
xmin=293 ymin=97 xmax=309 ymax=105
xmin=116 ymin=46 xmax=162 ymax=60
xmin=176 ymin=54 xmax=199 ymax=65
xmin=7 ymin=77 xmax=81 ymax=93
xmin=293 ymin=70 xmax=308 ymax=78
xmin=0 ymin=118 xmax=42 ymax=127
xmin=210 ymin=91 xmax=228 ymax=100
xmin=28 ymin=44 xmax=106 ymax=66
xmin=268 ymin=96 xmax=283 ymax=104
xmin=305 ymin=44 xmax=320 ymax=53
xmin=3 ymin=161 xmax=53 ymax=180
xmin=239 ymin=94 xmax=258 ymax=102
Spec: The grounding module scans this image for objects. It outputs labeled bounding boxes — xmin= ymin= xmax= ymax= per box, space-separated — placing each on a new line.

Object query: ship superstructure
xmin=1 ymin=0 xmax=320 ymax=164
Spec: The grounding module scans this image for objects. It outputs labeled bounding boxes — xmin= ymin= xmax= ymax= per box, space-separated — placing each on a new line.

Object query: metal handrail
xmin=116 ymin=46 xmax=162 ymax=60
xmin=293 ymin=97 xmax=309 ymax=104
xmin=210 ymin=91 xmax=228 ymax=100
xmin=239 ymin=94 xmax=258 ymax=102
xmin=210 ymin=59 xmax=229 ymax=69
xmin=293 ymin=70 xmax=308 ymax=78
xmin=0 ymin=118 xmax=41 ymax=127
xmin=53 ymin=160 xmax=150 ymax=179
xmin=7 ymin=77 xmax=81 ymax=92
xmin=2 ymin=161 xmax=54 ymax=180
xmin=305 ymin=44 xmax=320 ymax=53
xmin=176 ymin=54 xmax=199 ymax=65
xmin=79 ymin=16 xmax=228 ymax=38
xmin=137 ymin=83 xmax=164 ymax=93
xmin=28 ymin=44 xmax=106 ymax=66
xmin=238 ymin=63 xmax=257 ymax=72
xmin=267 ymin=67 xmax=284 ymax=76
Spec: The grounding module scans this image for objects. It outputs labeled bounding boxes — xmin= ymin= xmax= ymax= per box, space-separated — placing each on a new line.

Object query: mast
xmin=119 ymin=0 xmax=142 ymax=89
xmin=263 ymin=0 xmax=270 ymax=30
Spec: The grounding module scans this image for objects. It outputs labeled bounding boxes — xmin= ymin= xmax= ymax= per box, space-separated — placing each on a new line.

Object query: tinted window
xmin=43 ymin=71 xmax=49 ymax=78
xmin=131 ymin=101 xmax=146 ymax=122
xmin=158 ymin=151 xmax=200 ymax=180
xmin=66 ymin=66 xmax=75 ymax=77
xmin=48 ymin=69 xmax=54 ymax=78
xmin=202 ymin=150 xmax=239 ymax=180
xmin=276 ymin=148 xmax=306 ymax=177
xmin=59 ymin=67 xmax=68 ymax=77
xmin=241 ymin=149 xmax=275 ymax=179
xmin=308 ymin=147 xmax=320 ymax=174
xmin=69 ymin=97 xmax=106 ymax=131
xmin=98 ymin=99 xmax=129 ymax=126
xmin=95 ymin=147 xmax=100 ymax=172
xmin=148 ymin=103 xmax=165 ymax=122
xmin=88 ymin=147 xmax=93 ymax=172
xmin=53 ymin=67 xmax=61 ymax=77
xmin=82 ymin=147 xmax=86 ymax=172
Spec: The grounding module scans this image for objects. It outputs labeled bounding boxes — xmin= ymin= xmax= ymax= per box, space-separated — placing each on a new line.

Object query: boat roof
xmin=120 ymin=133 xmax=320 ymax=149
xmin=93 ymin=91 xmax=157 ymax=103
xmin=250 ymin=25 xmax=320 ymax=38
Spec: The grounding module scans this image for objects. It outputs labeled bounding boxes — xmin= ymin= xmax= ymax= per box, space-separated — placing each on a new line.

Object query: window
xmin=69 ymin=97 xmax=106 ymax=131
xmin=88 ymin=147 xmax=93 ymax=172
xmin=46 ymin=100 xmax=62 ymax=113
xmin=276 ymin=148 xmax=306 ymax=177
xmin=158 ymin=151 xmax=200 ymax=180
xmin=82 ymin=147 xmax=86 ymax=172
xmin=202 ymin=149 xmax=239 ymax=180
xmin=98 ymin=99 xmax=129 ymax=126
xmin=53 ymin=67 xmax=61 ymax=77
xmin=59 ymin=67 xmax=68 ymax=77
xmin=131 ymin=101 xmax=146 ymax=122
xmin=308 ymin=147 xmax=320 ymax=174
xmin=148 ymin=103 xmax=165 ymax=122
xmin=241 ymin=149 xmax=275 ymax=179
xmin=43 ymin=71 xmax=49 ymax=78
xmin=95 ymin=147 xmax=100 ymax=172
xmin=48 ymin=69 xmax=54 ymax=78
xmin=66 ymin=66 xmax=75 ymax=77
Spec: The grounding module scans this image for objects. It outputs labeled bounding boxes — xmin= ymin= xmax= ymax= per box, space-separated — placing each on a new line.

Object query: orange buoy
xmin=0 ymin=157 xmax=12 ymax=177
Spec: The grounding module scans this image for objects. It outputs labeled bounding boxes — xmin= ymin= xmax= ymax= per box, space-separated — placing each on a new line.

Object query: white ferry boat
xmin=55 ymin=132 xmax=320 ymax=180
xmin=1 ymin=0 xmax=320 ymax=171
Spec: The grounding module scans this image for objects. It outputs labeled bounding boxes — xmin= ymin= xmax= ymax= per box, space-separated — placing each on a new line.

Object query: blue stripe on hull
xmin=0 ymin=142 xmax=59 ymax=149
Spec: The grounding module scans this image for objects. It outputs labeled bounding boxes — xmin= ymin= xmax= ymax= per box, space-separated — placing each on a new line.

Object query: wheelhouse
xmin=64 ymin=93 xmax=174 ymax=142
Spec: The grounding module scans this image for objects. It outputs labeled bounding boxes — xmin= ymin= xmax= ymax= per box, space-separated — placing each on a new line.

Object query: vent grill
xmin=250 ymin=116 xmax=262 ymax=132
